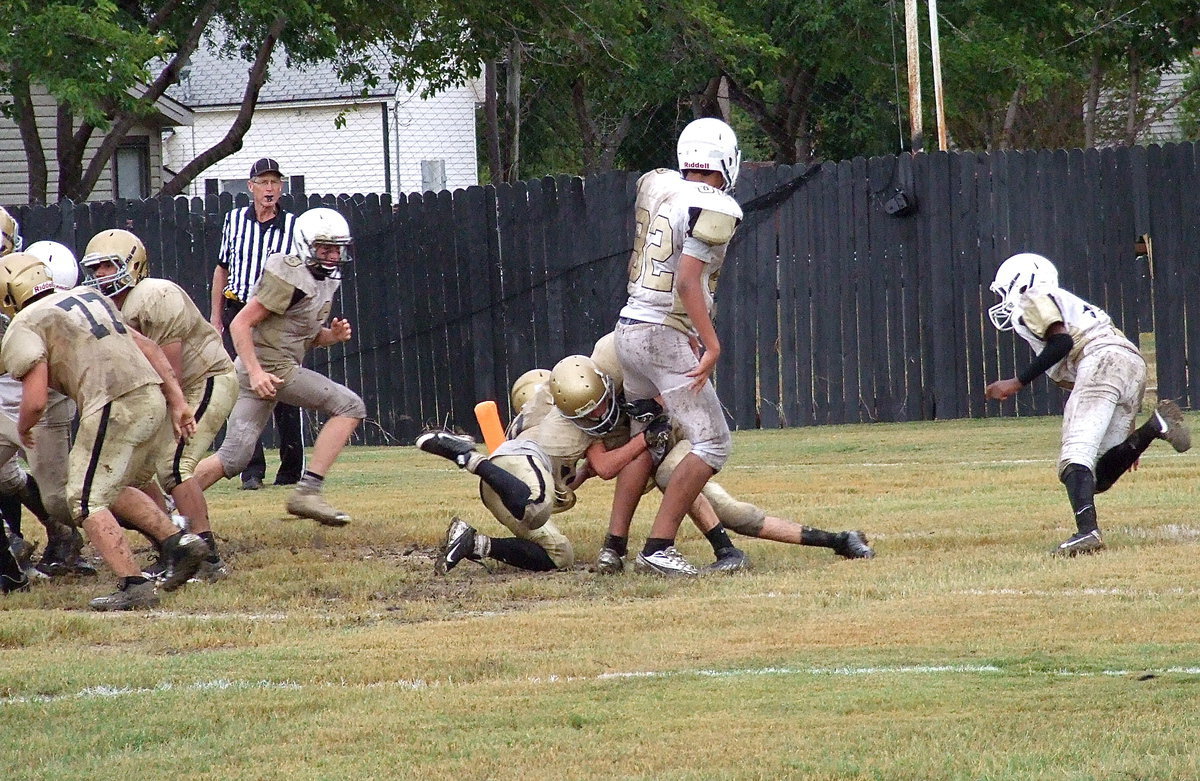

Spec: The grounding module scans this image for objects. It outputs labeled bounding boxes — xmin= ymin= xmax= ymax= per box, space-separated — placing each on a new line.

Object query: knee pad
xmin=0 ymin=459 xmax=26 ymax=495
xmin=702 ymin=481 xmax=766 ymax=536
xmin=654 ymin=441 xmax=692 ymax=491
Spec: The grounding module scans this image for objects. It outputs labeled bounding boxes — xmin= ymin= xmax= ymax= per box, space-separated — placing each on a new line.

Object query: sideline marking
xmin=8 ymin=664 xmax=1200 ymax=706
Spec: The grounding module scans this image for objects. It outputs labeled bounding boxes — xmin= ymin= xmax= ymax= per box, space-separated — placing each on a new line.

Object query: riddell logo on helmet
xmin=687 ymin=162 xmax=715 ymax=169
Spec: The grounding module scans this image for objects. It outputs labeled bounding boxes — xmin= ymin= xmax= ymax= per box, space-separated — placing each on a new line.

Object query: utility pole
xmin=903 ymin=0 xmax=923 ymax=152
xmin=929 ymin=0 xmax=948 ymax=150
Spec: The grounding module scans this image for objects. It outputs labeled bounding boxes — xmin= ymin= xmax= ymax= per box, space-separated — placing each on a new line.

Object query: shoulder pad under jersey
xmin=263 ymin=252 xmax=319 ymax=295
xmin=683 ymin=181 xmax=743 ymax=221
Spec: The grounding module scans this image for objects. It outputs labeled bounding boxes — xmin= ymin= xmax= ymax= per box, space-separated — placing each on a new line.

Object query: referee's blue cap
xmin=250 ymin=158 xmax=283 ymax=178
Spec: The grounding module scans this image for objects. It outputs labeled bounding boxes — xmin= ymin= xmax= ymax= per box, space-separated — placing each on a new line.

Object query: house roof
xmin=162 ymin=35 xmax=397 ymax=108
xmin=127 ymin=83 xmax=193 ymax=125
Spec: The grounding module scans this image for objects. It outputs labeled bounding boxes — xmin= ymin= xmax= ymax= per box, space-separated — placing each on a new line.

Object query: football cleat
xmin=595 ymin=547 xmax=625 ymax=575
xmin=159 ymin=531 xmax=209 ymax=591
xmin=833 ymin=530 xmax=875 ymax=559
xmin=192 ymin=556 xmax=231 ymax=584
xmin=1053 ymin=529 xmax=1105 ymax=557
xmin=37 ymin=528 xmax=95 ymax=577
xmin=89 ymin=580 xmax=159 ymax=611
xmin=416 ymin=431 xmax=479 ymax=468
xmin=703 ymin=546 xmax=751 ymax=573
xmin=286 ymin=487 xmax=351 ymax=527
xmin=436 ymin=517 xmax=483 ymax=575
xmin=633 ymin=546 xmax=699 ymax=577
xmin=1153 ymin=399 xmax=1191 ymax=453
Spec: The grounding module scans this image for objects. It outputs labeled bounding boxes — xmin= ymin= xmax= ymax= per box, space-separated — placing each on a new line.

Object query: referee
xmin=208 ymin=157 xmax=305 ymax=490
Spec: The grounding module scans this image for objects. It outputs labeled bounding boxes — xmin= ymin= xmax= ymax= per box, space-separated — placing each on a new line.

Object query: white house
xmin=163 ymin=38 xmax=480 ymax=198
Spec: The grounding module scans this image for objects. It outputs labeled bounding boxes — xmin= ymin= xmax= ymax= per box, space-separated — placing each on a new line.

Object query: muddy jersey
xmin=507 ymin=383 xmax=594 ymax=501
xmin=119 ymin=278 xmax=232 ymax=392
xmin=0 ymin=288 xmax=159 ymax=417
xmin=247 ymin=252 xmax=341 ymax=381
xmin=1014 ymin=288 xmax=1141 ymax=384
xmin=619 ymin=169 xmax=743 ymax=336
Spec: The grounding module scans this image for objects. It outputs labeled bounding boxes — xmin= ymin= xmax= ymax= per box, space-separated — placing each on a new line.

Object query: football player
xmin=612 ymin=117 xmax=744 ymax=576
xmin=81 ymin=229 xmax=238 ymax=580
xmin=190 ymin=207 xmax=365 ymax=527
xmin=0 ymin=239 xmax=93 ymax=579
xmin=582 ymin=334 xmax=874 ymax=573
xmin=985 ymin=252 xmax=1190 ymax=555
xmin=0 ymin=253 xmax=210 ymax=609
xmin=417 ymin=349 xmax=753 ymax=575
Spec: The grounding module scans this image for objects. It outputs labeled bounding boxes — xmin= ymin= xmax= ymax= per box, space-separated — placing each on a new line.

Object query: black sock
xmin=643 ymin=537 xmax=672 ymax=556
xmin=1060 ymin=463 xmax=1099 ymax=534
xmin=487 ymin=537 xmax=558 ymax=571
xmin=704 ymin=523 xmax=734 ymax=554
xmin=121 ymin=575 xmax=149 ymax=588
xmin=603 ymin=534 xmax=628 ymax=557
xmin=800 ymin=527 xmax=837 ymax=548
xmin=19 ymin=474 xmax=49 ymax=522
xmin=474 ymin=461 xmax=532 ymax=521
xmin=1095 ymin=417 xmax=1162 ymax=493
xmin=198 ymin=531 xmax=218 ymax=559
xmin=0 ymin=492 xmax=21 ymax=538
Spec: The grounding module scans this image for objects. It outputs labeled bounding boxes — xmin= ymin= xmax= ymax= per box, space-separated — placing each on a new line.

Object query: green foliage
xmin=0 ymin=0 xmax=169 ymax=126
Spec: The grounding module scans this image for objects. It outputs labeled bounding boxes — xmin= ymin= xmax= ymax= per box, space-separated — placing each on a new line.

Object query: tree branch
xmin=10 ymin=72 xmax=48 ymax=204
xmin=74 ymin=0 xmax=219 ymax=200
xmin=159 ymin=14 xmax=288 ymax=197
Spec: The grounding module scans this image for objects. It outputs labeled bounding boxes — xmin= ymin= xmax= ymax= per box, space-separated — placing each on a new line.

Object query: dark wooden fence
xmin=10 ymin=142 xmax=1199 ymax=444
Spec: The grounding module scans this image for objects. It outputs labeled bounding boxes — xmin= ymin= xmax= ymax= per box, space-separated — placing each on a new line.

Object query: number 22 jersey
xmin=619 ymin=169 xmax=743 ymax=336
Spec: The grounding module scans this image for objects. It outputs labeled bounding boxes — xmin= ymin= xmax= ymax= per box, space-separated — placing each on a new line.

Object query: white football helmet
xmin=25 ymin=240 xmax=80 ymax=289
xmin=0 ymin=207 xmax=23 ymax=257
xmin=988 ymin=252 xmax=1060 ymax=331
xmin=295 ymin=207 xmax=353 ymax=280
xmin=677 ymin=118 xmax=741 ymax=192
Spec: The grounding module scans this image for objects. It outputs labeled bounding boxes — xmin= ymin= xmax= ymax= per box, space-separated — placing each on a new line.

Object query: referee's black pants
xmin=221 ymin=299 xmax=305 ymax=484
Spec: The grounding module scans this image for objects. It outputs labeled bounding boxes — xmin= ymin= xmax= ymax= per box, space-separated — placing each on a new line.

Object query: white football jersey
xmin=619 ymin=169 xmax=742 ymax=336
xmin=1014 ymin=288 xmax=1140 ymax=384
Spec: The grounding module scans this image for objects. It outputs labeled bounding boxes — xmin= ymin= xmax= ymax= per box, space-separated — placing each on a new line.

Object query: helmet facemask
xmin=987 ymin=253 xmax=1059 ymax=331
xmin=550 ymin=356 xmax=623 ymax=436
xmin=306 ymin=240 xmax=354 ymax=281
xmin=0 ymin=208 xmax=22 ymax=257
xmin=295 ymin=208 xmax=354 ymax=281
xmin=81 ymin=230 xmax=147 ymax=297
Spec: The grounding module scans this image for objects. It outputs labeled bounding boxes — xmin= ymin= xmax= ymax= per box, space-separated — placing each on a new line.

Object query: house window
xmin=421 ymin=159 xmax=446 ymax=192
xmin=114 ymin=139 xmax=151 ymax=200
xmin=212 ymin=177 xmax=294 ymax=196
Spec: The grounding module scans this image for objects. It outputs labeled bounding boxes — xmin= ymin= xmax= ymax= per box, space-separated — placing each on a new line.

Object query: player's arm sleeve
xmin=1017 ymin=331 xmax=1073 ymax=386
xmin=253 ymin=270 xmax=297 ymax=315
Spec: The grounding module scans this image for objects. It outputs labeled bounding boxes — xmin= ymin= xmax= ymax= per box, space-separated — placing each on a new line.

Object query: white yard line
xmin=6 ymin=663 xmax=1198 ymax=706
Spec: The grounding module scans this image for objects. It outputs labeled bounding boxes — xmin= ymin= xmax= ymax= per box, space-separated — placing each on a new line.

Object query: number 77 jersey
xmin=620 ymin=169 xmax=743 ymax=336
xmin=0 ymin=287 xmax=161 ymax=417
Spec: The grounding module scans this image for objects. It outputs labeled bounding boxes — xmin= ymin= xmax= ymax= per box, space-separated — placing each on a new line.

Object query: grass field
xmin=2 ymin=413 xmax=1198 ymax=780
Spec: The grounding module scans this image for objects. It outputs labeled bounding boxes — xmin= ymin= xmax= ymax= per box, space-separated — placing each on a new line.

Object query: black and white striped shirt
xmin=217 ymin=206 xmax=297 ymax=303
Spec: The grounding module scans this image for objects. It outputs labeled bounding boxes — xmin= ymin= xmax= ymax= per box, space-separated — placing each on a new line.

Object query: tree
xmin=1 ymin=0 xmax=466 ymax=203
